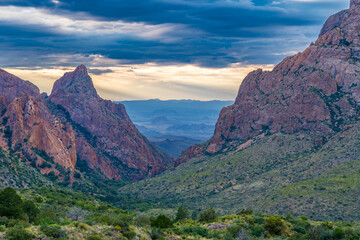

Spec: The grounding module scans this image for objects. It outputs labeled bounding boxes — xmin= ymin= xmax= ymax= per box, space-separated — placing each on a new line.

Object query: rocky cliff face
xmin=0 ymin=69 xmax=77 ymax=172
xmin=177 ymin=0 xmax=360 ymax=164
xmin=49 ymin=65 xmax=172 ymax=180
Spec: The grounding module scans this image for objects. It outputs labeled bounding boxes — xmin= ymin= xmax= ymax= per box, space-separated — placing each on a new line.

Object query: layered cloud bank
xmin=0 ymin=0 xmax=348 ymax=100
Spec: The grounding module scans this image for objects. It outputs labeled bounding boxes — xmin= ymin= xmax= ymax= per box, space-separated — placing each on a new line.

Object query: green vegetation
xmin=0 ymin=186 xmax=357 ymax=239
xmin=116 ymin=120 xmax=360 ymax=221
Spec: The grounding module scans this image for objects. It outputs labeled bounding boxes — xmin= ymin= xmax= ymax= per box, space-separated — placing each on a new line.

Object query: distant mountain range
xmin=120 ymin=99 xmax=233 ymax=157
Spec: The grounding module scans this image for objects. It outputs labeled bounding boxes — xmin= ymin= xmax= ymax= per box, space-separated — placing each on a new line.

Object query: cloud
xmin=0 ymin=0 xmax=350 ymax=99
xmin=88 ymin=68 xmax=114 ymax=75
xmin=0 ymin=0 xmax=348 ymax=69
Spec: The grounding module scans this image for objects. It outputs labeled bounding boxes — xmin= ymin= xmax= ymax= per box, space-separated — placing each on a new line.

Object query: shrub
xmin=0 ymin=225 xmax=6 ymax=232
xmin=0 ymin=216 xmax=9 ymax=225
xmin=227 ymin=225 xmax=242 ymax=238
xmin=236 ymin=229 xmax=252 ymax=240
xmin=334 ymin=227 xmax=345 ymax=239
xmin=249 ymin=224 xmax=265 ymax=237
xmin=294 ymin=225 xmax=306 ymax=234
xmin=265 ymin=216 xmax=285 ymax=236
xmin=5 ymin=226 xmax=34 ymax=240
xmin=198 ymin=208 xmax=218 ymax=223
xmin=87 ymin=235 xmax=103 ymax=240
xmin=253 ymin=215 xmax=265 ymax=224
xmin=78 ymin=222 xmax=91 ymax=230
xmin=181 ymin=226 xmax=209 ymax=238
xmin=238 ymin=209 xmax=253 ymax=215
xmin=151 ymin=215 xmax=173 ymax=229
xmin=135 ymin=213 xmax=151 ymax=227
xmin=123 ymin=230 xmax=137 ymax=239
xmin=150 ymin=228 xmax=162 ymax=240
xmin=114 ymin=225 xmax=122 ymax=231
xmin=38 ymin=217 xmax=57 ymax=225
xmin=40 ymin=224 xmax=67 ymax=238
xmin=66 ymin=206 xmax=88 ymax=221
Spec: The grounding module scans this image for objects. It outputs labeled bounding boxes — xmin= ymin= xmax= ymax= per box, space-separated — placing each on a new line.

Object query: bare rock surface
xmin=49 ymin=65 xmax=172 ymax=180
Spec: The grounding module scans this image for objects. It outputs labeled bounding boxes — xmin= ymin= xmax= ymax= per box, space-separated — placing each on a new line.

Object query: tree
xmin=175 ymin=205 xmax=189 ymax=222
xmin=23 ymin=200 xmax=40 ymax=223
xmin=0 ymin=187 xmax=24 ymax=219
xmin=66 ymin=206 xmax=88 ymax=221
xmin=198 ymin=208 xmax=218 ymax=223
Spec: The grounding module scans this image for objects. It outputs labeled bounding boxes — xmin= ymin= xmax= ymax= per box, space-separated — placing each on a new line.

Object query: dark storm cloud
xmin=0 ymin=0 xmax=350 ymax=68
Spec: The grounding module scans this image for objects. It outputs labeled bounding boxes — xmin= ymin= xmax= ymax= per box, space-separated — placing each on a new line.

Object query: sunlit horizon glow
xmin=3 ymin=63 xmax=274 ymax=101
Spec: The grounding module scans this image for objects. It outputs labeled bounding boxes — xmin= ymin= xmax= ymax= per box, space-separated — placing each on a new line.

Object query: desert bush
xmin=181 ymin=226 xmax=209 ymax=238
xmin=123 ymin=230 xmax=137 ymax=239
xmin=151 ymin=214 xmax=173 ymax=229
xmin=249 ymin=224 xmax=265 ymax=237
xmin=87 ymin=235 xmax=103 ymax=240
xmin=265 ymin=216 xmax=285 ymax=236
xmin=227 ymin=224 xmax=242 ymax=237
xmin=5 ymin=226 xmax=34 ymax=240
xmin=78 ymin=222 xmax=91 ymax=230
xmin=134 ymin=213 xmax=151 ymax=227
xmin=238 ymin=209 xmax=253 ymax=215
xmin=236 ymin=229 xmax=252 ymax=240
xmin=0 ymin=216 xmax=9 ymax=225
xmin=66 ymin=206 xmax=88 ymax=221
xmin=198 ymin=208 xmax=218 ymax=223
xmin=150 ymin=228 xmax=162 ymax=239
xmin=40 ymin=224 xmax=67 ymax=238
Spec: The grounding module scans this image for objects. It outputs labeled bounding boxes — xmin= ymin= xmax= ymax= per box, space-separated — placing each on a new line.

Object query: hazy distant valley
xmin=120 ymin=100 xmax=233 ymax=157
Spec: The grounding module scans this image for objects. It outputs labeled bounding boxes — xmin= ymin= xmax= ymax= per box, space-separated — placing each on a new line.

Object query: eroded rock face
xmin=205 ymin=1 xmax=360 ymax=154
xmin=0 ymin=69 xmax=77 ymax=171
xmin=49 ymin=65 xmax=172 ymax=180
xmin=176 ymin=0 xmax=360 ymax=161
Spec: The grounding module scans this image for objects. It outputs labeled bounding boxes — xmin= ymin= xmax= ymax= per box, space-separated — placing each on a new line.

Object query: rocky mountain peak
xmin=49 ymin=66 xmax=172 ymax=180
xmin=51 ymin=64 xmax=97 ymax=97
xmin=74 ymin=64 xmax=88 ymax=74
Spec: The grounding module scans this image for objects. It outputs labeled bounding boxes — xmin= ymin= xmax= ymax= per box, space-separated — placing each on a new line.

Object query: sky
xmin=0 ymin=0 xmax=349 ymax=100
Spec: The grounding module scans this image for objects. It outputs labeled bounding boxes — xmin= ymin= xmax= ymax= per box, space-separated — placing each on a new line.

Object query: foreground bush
xmin=265 ymin=216 xmax=285 ymax=236
xmin=40 ymin=224 xmax=67 ymax=238
xmin=151 ymin=214 xmax=173 ymax=228
xmin=5 ymin=226 xmax=33 ymax=240
xmin=199 ymin=207 xmax=218 ymax=223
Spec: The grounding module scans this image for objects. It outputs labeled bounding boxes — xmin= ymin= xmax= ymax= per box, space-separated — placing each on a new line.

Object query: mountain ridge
xmin=176 ymin=0 xmax=360 ymax=165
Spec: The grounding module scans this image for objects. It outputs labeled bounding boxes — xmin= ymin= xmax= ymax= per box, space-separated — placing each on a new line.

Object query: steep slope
xmin=118 ymin=120 xmax=360 ymax=221
xmin=177 ymin=0 xmax=360 ymax=164
xmin=0 ymin=69 xmax=77 ymax=174
xmin=48 ymin=65 xmax=172 ymax=180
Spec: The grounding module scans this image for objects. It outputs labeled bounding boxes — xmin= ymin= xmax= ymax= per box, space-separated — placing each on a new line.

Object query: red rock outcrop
xmin=49 ymin=65 xmax=172 ymax=180
xmin=177 ymin=0 xmax=360 ymax=163
xmin=0 ymin=69 xmax=77 ymax=171
xmin=207 ymin=0 xmax=360 ymax=154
